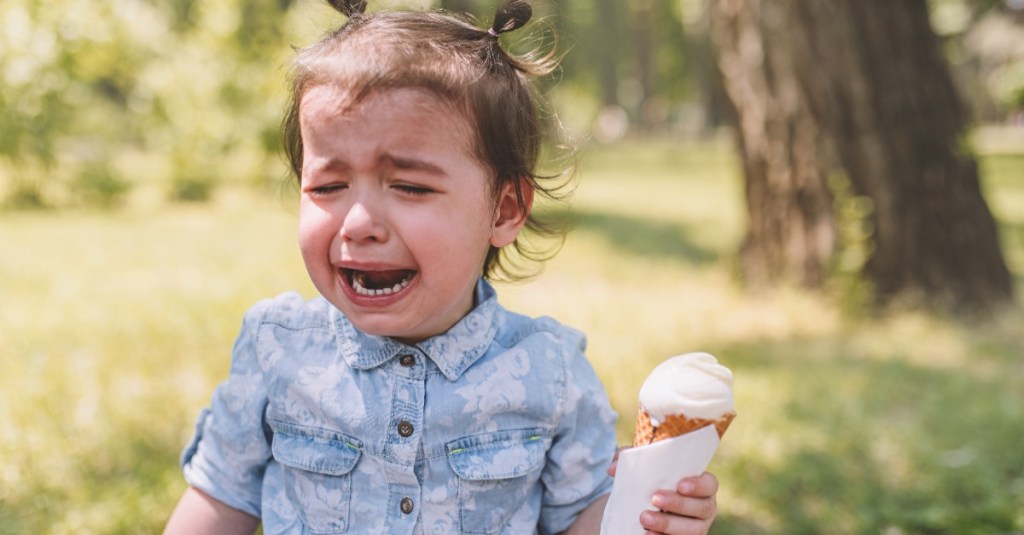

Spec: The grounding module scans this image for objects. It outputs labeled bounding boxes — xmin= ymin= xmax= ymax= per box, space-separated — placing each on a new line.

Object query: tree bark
xmin=789 ymin=0 xmax=1014 ymax=312
xmin=709 ymin=0 xmax=1014 ymax=312
xmin=593 ymin=0 xmax=624 ymax=106
xmin=707 ymin=0 xmax=837 ymax=288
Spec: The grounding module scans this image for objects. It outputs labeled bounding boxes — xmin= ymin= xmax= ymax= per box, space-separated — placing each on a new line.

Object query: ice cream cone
xmin=633 ymin=407 xmax=736 ymax=447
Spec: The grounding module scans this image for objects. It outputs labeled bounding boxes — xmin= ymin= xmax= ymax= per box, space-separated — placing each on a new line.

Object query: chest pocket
xmin=446 ymin=428 xmax=548 ymax=535
xmin=270 ymin=420 xmax=362 ymax=534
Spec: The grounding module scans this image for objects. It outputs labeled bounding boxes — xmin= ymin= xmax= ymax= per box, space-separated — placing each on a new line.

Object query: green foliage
xmin=4 ymin=0 xmax=1015 ymax=211
xmin=168 ymin=175 xmax=216 ymax=203
xmin=826 ymin=170 xmax=876 ymax=311
xmin=2 ymin=182 xmax=49 ymax=210
xmin=70 ymin=161 xmax=133 ymax=209
xmin=0 ymin=0 xmax=339 ymax=209
xmin=992 ymin=61 xmax=1024 ymax=110
xmin=0 ymin=0 xmax=710 ymax=212
xmin=980 ymin=153 xmax=1024 ymax=284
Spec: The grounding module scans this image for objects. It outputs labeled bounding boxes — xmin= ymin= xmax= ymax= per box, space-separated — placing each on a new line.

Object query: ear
xmin=490 ymin=178 xmax=533 ymax=248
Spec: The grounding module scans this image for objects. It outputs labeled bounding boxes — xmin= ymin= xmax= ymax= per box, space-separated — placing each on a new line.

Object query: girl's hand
xmin=607 ymin=448 xmax=720 ymax=534
xmin=639 ymin=472 xmax=718 ymax=535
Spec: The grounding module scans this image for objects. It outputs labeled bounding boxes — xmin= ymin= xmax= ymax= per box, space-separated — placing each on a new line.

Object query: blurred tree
xmin=0 ymin=0 xmax=307 ymax=208
xmin=590 ymin=0 xmax=625 ymax=107
xmin=5 ymin=0 xmax=1018 ymax=211
xmin=0 ymin=0 xmax=154 ymax=207
xmin=707 ymin=0 xmax=837 ymax=288
xmin=709 ymin=0 xmax=1014 ymax=313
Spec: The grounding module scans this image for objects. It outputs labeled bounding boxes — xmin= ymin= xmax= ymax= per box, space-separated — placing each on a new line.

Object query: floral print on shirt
xmin=181 ymin=279 xmax=617 ymax=535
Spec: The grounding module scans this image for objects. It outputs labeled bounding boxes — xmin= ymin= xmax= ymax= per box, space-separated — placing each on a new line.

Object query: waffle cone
xmin=632 ymin=408 xmax=735 ymax=447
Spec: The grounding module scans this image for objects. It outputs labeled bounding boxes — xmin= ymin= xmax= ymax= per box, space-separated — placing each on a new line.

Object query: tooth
xmin=349 ymin=271 xmax=416 ymax=297
xmin=354 ymin=278 xmax=372 ymax=296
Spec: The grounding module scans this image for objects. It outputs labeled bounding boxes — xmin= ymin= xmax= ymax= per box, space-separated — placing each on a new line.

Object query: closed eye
xmin=306 ymin=183 xmax=348 ymax=197
xmin=393 ymin=183 xmax=434 ymax=196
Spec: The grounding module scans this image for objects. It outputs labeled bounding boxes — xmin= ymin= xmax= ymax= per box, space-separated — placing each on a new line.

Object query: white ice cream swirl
xmin=638 ymin=352 xmax=735 ymax=425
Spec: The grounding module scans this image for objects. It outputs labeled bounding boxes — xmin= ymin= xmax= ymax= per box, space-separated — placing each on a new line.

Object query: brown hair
xmin=282 ymin=0 xmax=571 ymax=281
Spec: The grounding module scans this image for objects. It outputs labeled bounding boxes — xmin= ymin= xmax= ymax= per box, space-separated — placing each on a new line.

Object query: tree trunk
xmin=788 ymin=0 xmax=1014 ymax=312
xmin=707 ymin=0 xmax=837 ymax=288
xmin=630 ymin=0 xmax=655 ymax=130
xmin=593 ymin=0 xmax=623 ymax=106
xmin=709 ymin=0 xmax=1014 ymax=312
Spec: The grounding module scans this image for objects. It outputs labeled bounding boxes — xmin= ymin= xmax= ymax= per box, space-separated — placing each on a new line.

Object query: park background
xmin=1 ymin=0 xmax=1023 ymax=533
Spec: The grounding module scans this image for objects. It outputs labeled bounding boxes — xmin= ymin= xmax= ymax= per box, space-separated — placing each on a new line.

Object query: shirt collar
xmin=332 ymin=279 xmax=500 ymax=381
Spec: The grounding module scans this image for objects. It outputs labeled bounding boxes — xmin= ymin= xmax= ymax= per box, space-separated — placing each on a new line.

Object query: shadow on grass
xmin=712 ymin=339 xmax=1024 ymax=535
xmin=550 ymin=208 xmax=720 ymax=265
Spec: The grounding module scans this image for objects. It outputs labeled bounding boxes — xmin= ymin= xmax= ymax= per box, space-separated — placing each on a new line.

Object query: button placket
xmin=382 ymin=351 xmax=424 ymax=529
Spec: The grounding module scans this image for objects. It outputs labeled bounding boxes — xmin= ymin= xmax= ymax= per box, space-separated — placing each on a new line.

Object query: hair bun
xmin=491 ymin=0 xmax=532 ymax=35
xmin=327 ymin=0 xmax=368 ymax=17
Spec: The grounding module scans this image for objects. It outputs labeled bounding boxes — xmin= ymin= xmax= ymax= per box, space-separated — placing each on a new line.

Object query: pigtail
xmin=326 ymin=0 xmax=368 ymax=17
xmin=489 ymin=0 xmax=532 ymax=36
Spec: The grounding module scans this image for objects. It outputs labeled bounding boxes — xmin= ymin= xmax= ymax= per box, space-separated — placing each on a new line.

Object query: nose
xmin=340 ymin=197 xmax=388 ymax=243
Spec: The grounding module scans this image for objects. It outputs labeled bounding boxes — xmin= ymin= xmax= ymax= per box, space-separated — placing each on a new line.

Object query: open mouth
xmin=342 ymin=268 xmax=416 ymax=297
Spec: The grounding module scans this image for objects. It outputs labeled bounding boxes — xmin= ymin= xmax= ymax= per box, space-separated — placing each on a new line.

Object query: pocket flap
xmin=446 ymin=428 xmax=546 ymax=481
xmin=270 ymin=420 xmax=362 ymax=476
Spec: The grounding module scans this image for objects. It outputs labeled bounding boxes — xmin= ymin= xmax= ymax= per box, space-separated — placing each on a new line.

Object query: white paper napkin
xmin=599 ymin=425 xmax=720 ymax=535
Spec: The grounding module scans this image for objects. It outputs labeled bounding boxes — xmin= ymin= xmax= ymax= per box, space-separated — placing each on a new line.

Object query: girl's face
xmin=297 ymin=87 xmax=529 ymax=344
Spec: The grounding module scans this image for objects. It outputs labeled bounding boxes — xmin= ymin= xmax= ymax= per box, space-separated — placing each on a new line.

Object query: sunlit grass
xmin=2 ymin=140 xmax=1022 ymax=534
xmin=0 ymin=194 xmax=313 ymax=533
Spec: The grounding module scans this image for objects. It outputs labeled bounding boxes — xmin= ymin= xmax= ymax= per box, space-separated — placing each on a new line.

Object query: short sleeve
xmin=537 ymin=328 xmax=618 ymax=534
xmin=180 ymin=301 xmax=274 ymax=517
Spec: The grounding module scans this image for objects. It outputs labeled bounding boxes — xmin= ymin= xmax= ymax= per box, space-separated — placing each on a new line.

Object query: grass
xmin=1 ymin=138 xmax=1022 ymax=534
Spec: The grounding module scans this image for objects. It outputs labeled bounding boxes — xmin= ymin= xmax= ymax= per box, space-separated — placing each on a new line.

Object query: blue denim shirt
xmin=181 ymin=279 xmax=617 ymax=534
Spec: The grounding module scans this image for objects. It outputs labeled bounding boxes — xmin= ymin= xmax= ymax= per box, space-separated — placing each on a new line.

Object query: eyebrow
xmin=316 ymin=158 xmax=349 ymax=173
xmin=384 ymin=154 xmax=446 ymax=176
xmin=306 ymin=153 xmax=449 ymax=177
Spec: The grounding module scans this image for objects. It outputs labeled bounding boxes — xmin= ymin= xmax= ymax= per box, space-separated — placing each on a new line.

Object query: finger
xmin=608 ymin=446 xmax=628 ymax=477
xmin=677 ymin=471 xmax=719 ymax=498
xmin=640 ymin=508 xmax=713 ymax=535
xmin=651 ymin=490 xmax=717 ymax=521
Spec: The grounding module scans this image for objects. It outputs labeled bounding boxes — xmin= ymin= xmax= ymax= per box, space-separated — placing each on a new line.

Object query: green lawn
xmin=1 ymin=139 xmax=1022 ymax=534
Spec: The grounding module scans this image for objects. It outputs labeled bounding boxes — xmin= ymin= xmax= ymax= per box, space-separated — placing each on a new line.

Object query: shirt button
xmin=397 ymin=420 xmax=414 ymax=437
xmin=399 ymin=354 xmax=415 ymax=367
xmin=400 ymin=496 xmax=414 ymax=515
